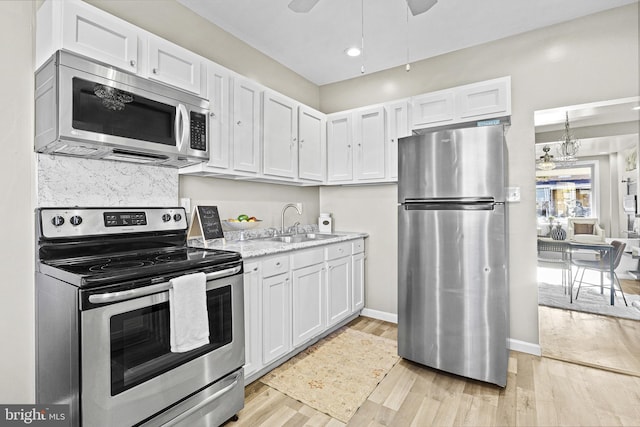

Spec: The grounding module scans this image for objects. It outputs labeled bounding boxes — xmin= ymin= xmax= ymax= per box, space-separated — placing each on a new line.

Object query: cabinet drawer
xmin=262 ymin=255 xmax=289 ymax=278
xmin=352 ymin=239 xmax=364 ymax=254
xmin=325 ymin=242 xmax=351 ymax=260
xmin=291 ymin=247 xmax=324 ymax=269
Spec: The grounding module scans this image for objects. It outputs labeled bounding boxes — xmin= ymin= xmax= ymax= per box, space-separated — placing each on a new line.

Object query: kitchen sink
xmin=259 ymin=233 xmax=339 ymax=243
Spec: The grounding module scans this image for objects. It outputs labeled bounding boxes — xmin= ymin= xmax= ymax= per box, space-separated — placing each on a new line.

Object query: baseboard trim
xmin=361 ymin=308 xmax=542 ymax=356
xmin=361 ymin=308 xmax=397 ymax=323
xmin=507 ymin=338 xmax=542 ymax=356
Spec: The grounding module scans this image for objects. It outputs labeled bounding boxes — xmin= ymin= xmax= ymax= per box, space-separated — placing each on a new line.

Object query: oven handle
xmin=88 ymin=265 xmax=242 ymax=305
xmin=161 ymin=370 xmax=242 ymax=427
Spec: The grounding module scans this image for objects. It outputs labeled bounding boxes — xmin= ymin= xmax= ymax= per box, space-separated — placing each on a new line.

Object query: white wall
xmin=180 ymin=176 xmax=320 ymax=229
xmin=319 ymin=4 xmax=639 ymax=345
xmin=0 ymin=1 xmax=36 ymax=403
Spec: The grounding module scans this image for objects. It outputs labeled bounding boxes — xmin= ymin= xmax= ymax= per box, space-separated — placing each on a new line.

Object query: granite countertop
xmin=189 ymin=230 xmax=368 ymax=259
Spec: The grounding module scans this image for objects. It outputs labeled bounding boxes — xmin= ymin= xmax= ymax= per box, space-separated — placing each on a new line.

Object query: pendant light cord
xmin=406 ymin=4 xmax=411 ymax=71
xmin=361 ymin=0 xmax=365 ymax=73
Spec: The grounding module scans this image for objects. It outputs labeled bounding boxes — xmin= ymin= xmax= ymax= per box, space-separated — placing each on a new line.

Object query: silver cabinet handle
xmin=130 ymin=59 xmax=136 ymax=67
xmin=88 ymin=266 xmax=242 ymax=304
xmin=152 ymin=68 xmax=158 ymax=74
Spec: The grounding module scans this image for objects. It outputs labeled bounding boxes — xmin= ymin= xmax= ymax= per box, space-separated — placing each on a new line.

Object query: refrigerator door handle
xmin=405 ymin=197 xmax=495 ymax=204
xmin=403 ymin=200 xmax=499 ymax=211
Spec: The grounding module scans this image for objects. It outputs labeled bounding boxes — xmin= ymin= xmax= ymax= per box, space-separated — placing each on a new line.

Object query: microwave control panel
xmin=190 ymin=112 xmax=207 ymax=151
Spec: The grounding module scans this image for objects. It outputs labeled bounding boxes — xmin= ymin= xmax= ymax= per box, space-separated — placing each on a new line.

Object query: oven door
xmin=80 ymin=271 xmax=244 ymax=427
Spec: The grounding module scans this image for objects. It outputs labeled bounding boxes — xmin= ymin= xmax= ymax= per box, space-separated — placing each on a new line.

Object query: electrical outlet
xmin=296 ymin=202 xmax=303 ymax=213
xmin=507 ymin=187 xmax=520 ymax=202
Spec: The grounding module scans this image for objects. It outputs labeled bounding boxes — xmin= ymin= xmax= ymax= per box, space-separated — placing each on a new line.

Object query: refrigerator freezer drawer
xmin=397 ymin=204 xmax=509 ymax=386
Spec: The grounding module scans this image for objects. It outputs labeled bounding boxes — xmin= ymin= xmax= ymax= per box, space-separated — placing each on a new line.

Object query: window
xmin=536 ymin=165 xmax=594 ymax=220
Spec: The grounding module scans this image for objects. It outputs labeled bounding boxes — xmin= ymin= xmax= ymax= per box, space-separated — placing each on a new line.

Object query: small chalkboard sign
xmin=188 ymin=205 xmax=225 ymax=241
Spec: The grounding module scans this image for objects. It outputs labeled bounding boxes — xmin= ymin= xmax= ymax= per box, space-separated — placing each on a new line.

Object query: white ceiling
xmin=178 ymin=0 xmax=638 ymax=85
xmin=535 ymin=97 xmax=640 ymax=158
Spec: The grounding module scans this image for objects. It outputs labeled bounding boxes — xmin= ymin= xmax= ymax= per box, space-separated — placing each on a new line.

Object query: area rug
xmin=261 ymin=326 xmax=399 ymax=423
xmin=538 ymin=280 xmax=640 ymax=321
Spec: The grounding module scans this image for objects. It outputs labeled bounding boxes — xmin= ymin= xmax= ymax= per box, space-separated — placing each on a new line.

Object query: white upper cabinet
xmin=455 ymin=77 xmax=511 ymax=121
xmin=262 ymin=91 xmax=298 ymax=179
xmin=386 ymin=100 xmax=411 ymax=180
xmin=206 ymin=63 xmax=231 ymax=169
xmin=37 ymin=0 xmax=139 ymax=73
xmin=411 ymin=89 xmax=455 ymax=128
xmin=298 ymin=106 xmax=326 ymax=182
xmin=411 ymin=77 xmax=511 ymax=131
xmin=353 ymin=106 xmax=386 ymax=181
xmin=147 ymin=38 xmax=203 ymax=94
xmin=232 ymin=77 xmax=262 ymax=173
xmin=326 ymin=113 xmax=354 ymax=182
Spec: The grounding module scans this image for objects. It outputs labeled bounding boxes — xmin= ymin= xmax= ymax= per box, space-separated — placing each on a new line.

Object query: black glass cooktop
xmin=40 ymin=246 xmax=242 ymax=287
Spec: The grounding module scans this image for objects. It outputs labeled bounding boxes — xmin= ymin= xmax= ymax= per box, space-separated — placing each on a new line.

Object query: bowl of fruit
xmin=223 ymin=214 xmax=262 ymax=230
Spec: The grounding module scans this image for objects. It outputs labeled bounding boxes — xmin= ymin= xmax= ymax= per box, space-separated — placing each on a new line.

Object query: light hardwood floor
xmin=225 ymin=315 xmax=640 ymax=426
xmin=539 ymin=305 xmax=640 ymax=376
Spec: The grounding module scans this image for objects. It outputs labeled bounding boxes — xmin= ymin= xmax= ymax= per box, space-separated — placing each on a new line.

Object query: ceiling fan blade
xmin=406 ymin=0 xmax=438 ymax=16
xmin=288 ymin=0 xmax=321 ymax=13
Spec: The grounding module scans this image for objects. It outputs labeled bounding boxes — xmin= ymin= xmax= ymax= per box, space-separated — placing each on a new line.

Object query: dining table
xmin=537 ymin=238 xmax=616 ymax=305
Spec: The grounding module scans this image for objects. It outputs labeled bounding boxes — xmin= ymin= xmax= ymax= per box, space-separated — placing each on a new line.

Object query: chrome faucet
xmin=281 ymin=203 xmax=302 ymax=234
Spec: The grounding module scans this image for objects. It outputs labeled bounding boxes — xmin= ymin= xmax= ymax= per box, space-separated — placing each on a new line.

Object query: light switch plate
xmin=507 ymin=187 xmax=520 ymax=202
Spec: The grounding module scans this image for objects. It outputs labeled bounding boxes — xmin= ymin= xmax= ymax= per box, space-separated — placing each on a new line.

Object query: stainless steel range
xmin=35 ymin=207 xmax=245 ymax=427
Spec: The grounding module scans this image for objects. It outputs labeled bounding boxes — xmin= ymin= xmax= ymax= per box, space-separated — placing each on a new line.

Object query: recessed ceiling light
xmin=633 ymin=106 xmax=640 ymax=111
xmin=345 ymin=47 xmax=361 ymax=57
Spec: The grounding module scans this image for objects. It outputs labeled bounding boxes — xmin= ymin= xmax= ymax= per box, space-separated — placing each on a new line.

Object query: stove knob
xmin=70 ymin=215 xmax=83 ymax=226
xmin=162 ymin=213 xmax=171 ymax=222
xmin=51 ymin=215 xmax=65 ymax=227
xmin=173 ymin=213 xmax=182 ymax=222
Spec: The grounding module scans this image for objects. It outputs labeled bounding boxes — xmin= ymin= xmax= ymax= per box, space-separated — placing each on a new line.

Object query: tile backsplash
xmin=37 ymin=154 xmax=179 ymax=207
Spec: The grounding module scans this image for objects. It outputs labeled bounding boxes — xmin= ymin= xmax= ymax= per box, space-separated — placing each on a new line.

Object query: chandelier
xmin=556 ymin=111 xmax=580 ymax=162
xmin=537 ymin=145 xmax=555 ymax=171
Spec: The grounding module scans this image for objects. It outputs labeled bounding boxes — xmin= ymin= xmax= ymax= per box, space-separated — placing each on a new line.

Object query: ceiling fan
xmin=288 ymin=0 xmax=437 ymax=16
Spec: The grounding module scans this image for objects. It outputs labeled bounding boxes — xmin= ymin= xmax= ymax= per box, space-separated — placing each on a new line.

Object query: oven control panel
xmin=39 ymin=207 xmax=188 ymax=238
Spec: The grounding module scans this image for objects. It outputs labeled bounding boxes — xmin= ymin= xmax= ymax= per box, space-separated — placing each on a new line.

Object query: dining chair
xmin=571 ymin=240 xmax=628 ymax=306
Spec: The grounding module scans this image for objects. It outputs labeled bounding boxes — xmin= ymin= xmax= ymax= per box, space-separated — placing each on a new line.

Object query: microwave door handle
xmin=175 ymin=104 xmax=189 ymax=150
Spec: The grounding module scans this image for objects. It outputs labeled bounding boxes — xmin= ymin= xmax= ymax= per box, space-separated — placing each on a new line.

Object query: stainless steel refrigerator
xmin=397 ymin=124 xmax=509 ymax=387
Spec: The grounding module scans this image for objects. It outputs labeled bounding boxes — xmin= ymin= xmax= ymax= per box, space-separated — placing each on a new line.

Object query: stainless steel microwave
xmin=35 ymin=51 xmax=209 ymax=167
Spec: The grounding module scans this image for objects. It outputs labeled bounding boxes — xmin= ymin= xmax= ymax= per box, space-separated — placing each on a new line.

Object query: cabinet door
xmin=354 ymin=106 xmax=386 ymax=181
xmin=262 ymin=273 xmax=291 ymax=365
xmin=232 ymin=78 xmax=262 ymax=173
xmin=352 ymin=252 xmax=365 ymax=312
xmin=411 ymin=89 xmax=455 ymax=128
xmin=455 ymin=77 xmax=511 ymax=121
xmin=61 ymin=1 xmax=139 ymax=73
xmin=292 ymin=263 xmax=325 ymax=347
xmin=207 ymin=63 xmax=231 ymax=169
xmin=262 ymin=91 xmax=298 ymax=178
xmin=147 ymin=37 xmax=202 ymax=94
xmin=326 ymin=113 xmax=353 ymax=182
xmin=386 ymin=101 xmax=411 ymax=180
xmin=326 ymin=256 xmax=352 ymax=327
xmin=298 ymin=105 xmax=326 ymax=182
xmin=243 ymin=262 xmax=262 ymax=379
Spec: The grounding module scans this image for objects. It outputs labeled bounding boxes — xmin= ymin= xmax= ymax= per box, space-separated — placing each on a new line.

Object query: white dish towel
xmin=169 ymin=272 xmax=210 ymax=353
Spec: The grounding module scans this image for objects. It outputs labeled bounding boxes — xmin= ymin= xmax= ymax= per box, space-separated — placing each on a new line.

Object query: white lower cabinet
xmin=325 ymin=242 xmax=352 ymax=328
xmin=261 ymin=255 xmax=291 ymax=365
xmin=262 ymin=272 xmax=291 ymax=365
xmin=352 ymin=252 xmax=365 ymax=312
xmin=243 ymin=239 xmax=365 ymax=382
xmin=291 ymin=263 xmax=325 ymax=347
xmin=242 ymin=262 xmax=261 ymax=379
